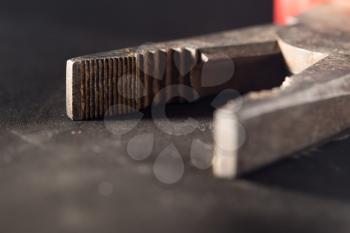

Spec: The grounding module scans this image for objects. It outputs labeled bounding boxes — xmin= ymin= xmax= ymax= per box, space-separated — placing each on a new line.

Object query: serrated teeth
xmin=67 ymin=48 xmax=199 ymax=120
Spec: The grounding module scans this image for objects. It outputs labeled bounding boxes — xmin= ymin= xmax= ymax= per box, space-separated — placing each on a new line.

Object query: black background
xmin=0 ymin=0 xmax=272 ymax=38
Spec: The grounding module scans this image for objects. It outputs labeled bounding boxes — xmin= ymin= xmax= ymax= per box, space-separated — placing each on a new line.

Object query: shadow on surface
xmin=245 ymin=129 xmax=350 ymax=202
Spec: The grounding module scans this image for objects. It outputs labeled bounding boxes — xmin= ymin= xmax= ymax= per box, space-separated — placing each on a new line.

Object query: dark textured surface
xmin=2 ymin=1 xmax=350 ymax=232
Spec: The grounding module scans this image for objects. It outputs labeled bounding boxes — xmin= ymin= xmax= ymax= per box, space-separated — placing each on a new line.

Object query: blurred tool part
xmin=214 ymin=3 xmax=350 ymax=179
xmin=274 ymin=0 xmax=330 ymax=24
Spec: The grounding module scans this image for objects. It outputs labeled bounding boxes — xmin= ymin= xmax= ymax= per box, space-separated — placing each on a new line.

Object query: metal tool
xmin=66 ymin=26 xmax=286 ymax=120
xmin=214 ymin=3 xmax=350 ymax=178
xmin=66 ymin=2 xmax=350 ymax=179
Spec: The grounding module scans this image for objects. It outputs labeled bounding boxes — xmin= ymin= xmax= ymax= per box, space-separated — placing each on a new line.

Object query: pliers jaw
xmin=67 ymin=3 xmax=350 ymax=179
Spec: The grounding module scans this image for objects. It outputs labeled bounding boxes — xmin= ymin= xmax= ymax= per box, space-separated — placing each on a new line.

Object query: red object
xmin=274 ymin=0 xmax=330 ymax=25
